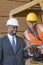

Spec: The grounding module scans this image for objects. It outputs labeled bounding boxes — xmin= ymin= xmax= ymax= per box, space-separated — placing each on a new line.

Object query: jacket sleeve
xmin=21 ymin=38 xmax=32 ymax=58
xmin=0 ymin=38 xmax=3 ymax=65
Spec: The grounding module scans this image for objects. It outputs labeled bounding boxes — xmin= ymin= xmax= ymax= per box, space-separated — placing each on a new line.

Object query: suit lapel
xmin=5 ymin=35 xmax=16 ymax=54
xmin=5 ymin=35 xmax=21 ymax=54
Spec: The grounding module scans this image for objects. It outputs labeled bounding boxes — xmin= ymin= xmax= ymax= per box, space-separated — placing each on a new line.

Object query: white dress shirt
xmin=7 ymin=34 xmax=16 ymax=46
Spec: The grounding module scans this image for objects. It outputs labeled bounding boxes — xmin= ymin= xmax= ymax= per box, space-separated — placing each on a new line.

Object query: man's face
xmin=7 ymin=26 xmax=18 ymax=36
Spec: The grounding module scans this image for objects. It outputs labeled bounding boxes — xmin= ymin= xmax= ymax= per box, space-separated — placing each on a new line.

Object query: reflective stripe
xmin=37 ymin=46 xmax=43 ymax=48
xmin=36 ymin=24 xmax=43 ymax=41
xmin=38 ymin=24 xmax=43 ymax=32
xmin=23 ymin=30 xmax=30 ymax=41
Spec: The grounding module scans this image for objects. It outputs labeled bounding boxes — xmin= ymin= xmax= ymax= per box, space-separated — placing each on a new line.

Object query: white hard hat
xmin=6 ymin=18 xmax=19 ymax=26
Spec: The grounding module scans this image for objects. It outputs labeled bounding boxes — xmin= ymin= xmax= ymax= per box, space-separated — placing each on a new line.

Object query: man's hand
xmin=29 ymin=46 xmax=35 ymax=54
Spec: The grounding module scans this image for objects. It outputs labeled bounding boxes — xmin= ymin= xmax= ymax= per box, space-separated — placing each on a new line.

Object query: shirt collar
xmin=7 ymin=34 xmax=16 ymax=45
xmin=7 ymin=34 xmax=16 ymax=38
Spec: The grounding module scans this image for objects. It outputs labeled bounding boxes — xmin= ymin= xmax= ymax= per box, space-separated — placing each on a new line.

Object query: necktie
xmin=12 ymin=36 xmax=16 ymax=53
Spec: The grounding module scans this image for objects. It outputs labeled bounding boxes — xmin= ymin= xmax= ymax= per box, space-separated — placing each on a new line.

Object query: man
xmin=0 ymin=18 xmax=34 ymax=65
xmin=23 ymin=12 xmax=43 ymax=65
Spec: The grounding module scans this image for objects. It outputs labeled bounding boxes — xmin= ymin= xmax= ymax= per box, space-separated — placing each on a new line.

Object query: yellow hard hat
xmin=26 ymin=12 xmax=38 ymax=22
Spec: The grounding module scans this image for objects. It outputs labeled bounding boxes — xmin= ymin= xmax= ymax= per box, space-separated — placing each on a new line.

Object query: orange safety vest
xmin=23 ymin=24 xmax=43 ymax=54
xmin=36 ymin=24 xmax=43 ymax=41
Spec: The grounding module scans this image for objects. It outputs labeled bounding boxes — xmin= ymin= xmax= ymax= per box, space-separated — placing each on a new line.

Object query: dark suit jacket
xmin=0 ymin=35 xmax=29 ymax=65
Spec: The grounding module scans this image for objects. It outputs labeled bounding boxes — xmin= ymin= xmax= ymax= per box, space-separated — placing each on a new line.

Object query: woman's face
xmin=28 ymin=22 xmax=36 ymax=30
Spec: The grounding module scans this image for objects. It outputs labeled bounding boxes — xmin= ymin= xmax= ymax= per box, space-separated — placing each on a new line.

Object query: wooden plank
xmin=0 ymin=1 xmax=15 ymax=16
xmin=15 ymin=0 xmax=31 ymax=2
xmin=9 ymin=0 xmax=39 ymax=17
xmin=0 ymin=17 xmax=8 ymax=34
xmin=14 ymin=2 xmax=26 ymax=8
xmin=38 ymin=0 xmax=43 ymax=10
xmin=15 ymin=0 xmax=26 ymax=2
xmin=41 ymin=15 xmax=43 ymax=22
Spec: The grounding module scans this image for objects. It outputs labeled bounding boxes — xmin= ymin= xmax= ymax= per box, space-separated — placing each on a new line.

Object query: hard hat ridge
xmin=6 ymin=18 xmax=19 ymax=26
